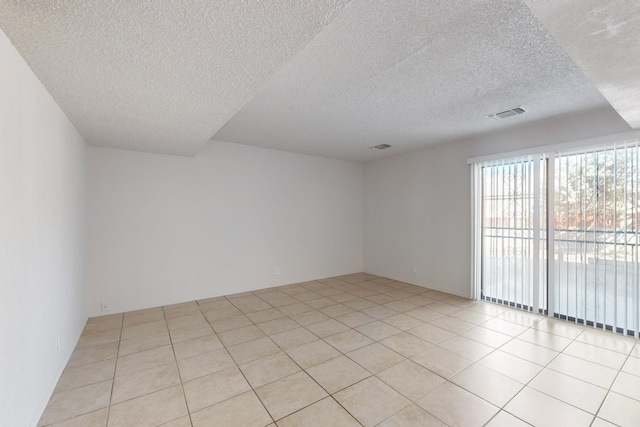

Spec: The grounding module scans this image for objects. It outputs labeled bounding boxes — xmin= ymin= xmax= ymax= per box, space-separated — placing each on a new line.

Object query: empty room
xmin=2 ymin=1 xmax=640 ymax=426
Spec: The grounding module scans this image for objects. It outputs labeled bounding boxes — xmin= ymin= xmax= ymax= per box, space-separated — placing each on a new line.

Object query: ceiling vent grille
xmin=371 ymin=144 xmax=391 ymax=150
xmin=486 ymin=107 xmax=525 ymax=120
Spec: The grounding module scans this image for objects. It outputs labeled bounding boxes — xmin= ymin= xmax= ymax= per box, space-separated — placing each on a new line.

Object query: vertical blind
xmin=473 ymin=139 xmax=640 ymax=337
xmin=554 ymin=141 xmax=640 ymax=335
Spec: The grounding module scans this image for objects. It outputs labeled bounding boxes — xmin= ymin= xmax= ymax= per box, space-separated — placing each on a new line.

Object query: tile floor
xmin=39 ymin=273 xmax=640 ymax=426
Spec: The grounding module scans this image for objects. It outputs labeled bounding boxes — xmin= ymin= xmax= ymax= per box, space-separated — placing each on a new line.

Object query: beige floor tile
xmin=632 ymin=343 xmax=640 ymax=358
xmin=564 ymin=341 xmax=627 ymax=369
xmin=172 ymin=334 xmax=223 ymax=360
xmin=38 ymin=380 xmax=112 ymax=426
xmin=407 ymin=323 xmax=455 ymax=344
xmin=344 ymin=298 xmax=378 ymax=310
xmin=379 ymin=332 xmax=433 ymax=357
xmin=270 ymin=327 xmax=318 ymax=350
xmin=202 ymin=306 xmax=242 ymax=322
xmin=383 ymin=300 xmax=418 ymax=313
xmin=66 ymin=343 xmax=118 ymax=368
xmin=505 ymin=387 xmax=593 ymax=427
xmin=533 ymin=318 xmax=585 ymax=339
xmin=347 ymin=343 xmax=405 ymax=373
xmin=218 ymin=325 xmax=265 ymax=347
xmin=183 ymin=367 xmax=251 ymax=412
xmin=288 ymin=309 xmax=329 ymax=326
xmin=500 ymin=338 xmax=559 ymax=366
xmin=355 ymin=320 xmax=401 ymax=341
xmin=112 ymin=362 xmax=181 ymax=404
xmin=405 ymin=307 xmax=445 ymax=323
xmin=451 ymin=364 xmax=523 ymax=407
xmin=227 ymin=337 xmax=281 ymax=365
xmin=496 ymin=310 xmax=543 ymax=327
xmin=246 ymin=308 xmax=285 ymax=324
xmin=366 ymin=294 xmax=396 ymax=305
xmin=336 ymin=311 xmax=376 ymax=328
xmin=305 ymin=319 xmax=350 ymax=338
xmin=234 ymin=300 xmax=273 ymax=314
xmin=622 ymin=356 xmax=640 ymax=376
xmin=411 ymin=346 xmax=473 ymax=378
xmin=320 ymin=303 xmax=354 ymax=317
xmin=547 ymin=353 xmax=619 ymax=388
xmin=611 ymin=371 xmax=640 ymax=401
xmin=377 ymin=404 xmax=446 ymax=427
xmin=122 ymin=311 xmax=165 ymax=328
xmin=54 ymin=359 xmax=116 ymax=393
xmin=417 ymin=382 xmax=498 ymax=427
xmin=75 ymin=329 xmax=121 ymax=349
xmin=82 ymin=317 xmax=123 ymax=335
xmin=334 ymin=376 xmax=410 ymax=427
xmin=377 ymin=359 xmax=446 ymax=401
xmin=168 ymin=322 xmax=214 ymax=344
xmin=163 ymin=303 xmax=200 ymax=319
xmin=482 ymin=318 xmax=529 ymax=337
xmin=462 ymin=326 xmax=512 ymax=348
xmin=575 ymin=329 xmax=636 ymax=354
xmin=45 ymin=409 xmax=108 ymax=427
xmin=197 ymin=298 xmax=233 ymax=311
xmin=478 ymin=350 xmax=542 ymax=384
xmin=118 ymin=331 xmax=171 ymax=357
xmin=121 ymin=320 xmax=168 ymax=340
xmin=528 ymin=369 xmax=607 ymax=414
xmin=277 ymin=302 xmax=313 ymax=316
xmin=159 ymin=416 xmax=192 ymax=427
xmin=306 ymin=296 xmax=337 ymax=309
xmin=306 ymin=355 xmax=371 ymax=394
xmin=598 ymin=391 xmax=640 ymax=427
xmin=382 ymin=313 xmax=424 ymax=331
xmin=177 ymin=348 xmax=236 ymax=382
xmin=239 ymin=352 xmax=301 ymax=388
xmin=484 ymin=411 xmax=531 ymax=427
xmin=590 ymin=417 xmax=619 ymax=427
xmin=209 ymin=314 xmax=253 ymax=333
xmin=449 ymin=309 xmax=493 ymax=325
xmin=276 ymin=396 xmax=360 ymax=427
xmin=257 ymin=317 xmax=300 ymax=335
xmin=255 ymin=372 xmax=327 ymax=421
xmin=108 ymin=385 xmax=188 ymax=427
xmin=361 ymin=305 xmax=399 ymax=319
xmin=191 ymin=391 xmax=272 ymax=427
xmin=265 ymin=295 xmax=298 ymax=307
xmin=517 ymin=328 xmax=572 ymax=351
xmin=430 ymin=315 xmax=475 ymax=334
xmin=285 ymin=340 xmax=340 ymax=369
xmin=427 ymin=301 xmax=463 ymax=315
xmin=439 ymin=335 xmax=493 ymax=361
xmin=115 ymin=345 xmax=175 ymax=377
xmin=166 ymin=312 xmax=206 ymax=331
xmin=324 ymin=329 xmax=374 ymax=353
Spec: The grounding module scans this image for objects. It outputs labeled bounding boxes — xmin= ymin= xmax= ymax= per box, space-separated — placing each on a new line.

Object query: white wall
xmin=0 ymin=31 xmax=87 ymax=426
xmin=364 ymin=107 xmax=631 ymax=297
xmin=86 ymin=142 xmax=363 ymax=315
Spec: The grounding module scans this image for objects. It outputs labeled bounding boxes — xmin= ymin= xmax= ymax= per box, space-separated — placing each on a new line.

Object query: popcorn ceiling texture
xmin=0 ymin=0 xmax=627 ymax=161
xmin=214 ymin=0 xmax=609 ymax=162
xmin=525 ymin=0 xmax=640 ymax=129
xmin=0 ymin=0 xmax=350 ymax=156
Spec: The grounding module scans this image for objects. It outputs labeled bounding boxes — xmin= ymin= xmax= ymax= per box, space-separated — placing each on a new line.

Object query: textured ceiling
xmin=215 ymin=0 xmax=611 ymax=162
xmin=0 ymin=0 xmax=626 ymax=161
xmin=0 ymin=0 xmax=350 ymax=156
xmin=525 ymin=0 xmax=640 ymax=129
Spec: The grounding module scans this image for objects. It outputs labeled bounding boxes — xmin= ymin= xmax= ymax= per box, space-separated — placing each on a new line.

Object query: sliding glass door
xmin=479 ymin=157 xmax=547 ymax=313
xmin=553 ymin=143 xmax=640 ymax=334
xmin=474 ymin=140 xmax=640 ymax=336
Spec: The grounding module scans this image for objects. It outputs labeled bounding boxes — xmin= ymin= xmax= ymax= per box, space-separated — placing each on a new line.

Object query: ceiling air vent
xmin=486 ymin=107 xmax=525 ymax=120
xmin=371 ymin=144 xmax=391 ymax=150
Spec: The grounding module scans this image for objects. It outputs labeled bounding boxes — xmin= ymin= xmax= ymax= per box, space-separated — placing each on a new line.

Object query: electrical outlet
xmin=56 ymin=335 xmax=61 ymax=352
xmin=275 ymin=267 xmax=280 ymax=275
xmin=100 ymin=302 xmax=110 ymax=312
xmin=412 ymin=265 xmax=417 ymax=273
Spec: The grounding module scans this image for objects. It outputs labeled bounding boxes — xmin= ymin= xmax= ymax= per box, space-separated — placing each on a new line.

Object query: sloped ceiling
xmin=0 ymin=1 xmax=634 ymax=161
